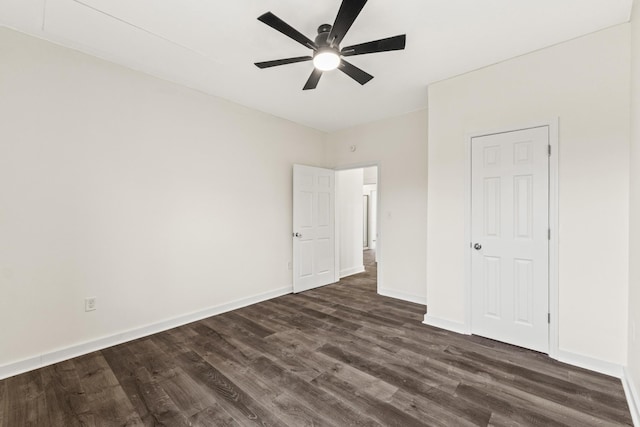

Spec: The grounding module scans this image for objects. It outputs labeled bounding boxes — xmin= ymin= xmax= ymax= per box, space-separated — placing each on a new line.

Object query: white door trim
xmin=463 ymin=119 xmax=559 ymax=358
xmin=333 ymin=162 xmax=382 ymax=291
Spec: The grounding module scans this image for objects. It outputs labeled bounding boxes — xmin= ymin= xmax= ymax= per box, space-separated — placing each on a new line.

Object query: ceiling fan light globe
xmin=313 ymin=51 xmax=341 ymax=71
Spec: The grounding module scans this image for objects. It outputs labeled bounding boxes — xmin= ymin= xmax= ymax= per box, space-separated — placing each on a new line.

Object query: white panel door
xmin=293 ymin=164 xmax=336 ymax=293
xmin=471 ymin=127 xmax=549 ymax=353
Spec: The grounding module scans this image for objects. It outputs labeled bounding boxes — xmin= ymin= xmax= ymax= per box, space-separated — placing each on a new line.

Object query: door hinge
xmin=548 ymin=313 xmax=551 ymax=324
xmin=548 ymin=228 xmax=551 ymax=240
xmin=548 ymin=145 xmax=551 ymax=156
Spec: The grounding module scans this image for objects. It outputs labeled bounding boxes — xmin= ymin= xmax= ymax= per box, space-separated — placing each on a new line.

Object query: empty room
xmin=1 ymin=0 xmax=640 ymax=425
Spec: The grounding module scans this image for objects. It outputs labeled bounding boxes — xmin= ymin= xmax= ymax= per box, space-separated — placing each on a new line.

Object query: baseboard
xmin=422 ymin=314 xmax=470 ymax=335
xmin=0 ymin=286 xmax=293 ymax=380
xmin=378 ymin=288 xmax=426 ymax=306
xmin=554 ymin=349 xmax=623 ymax=378
xmin=340 ymin=265 xmax=365 ymax=278
xmin=623 ymin=367 xmax=640 ymax=427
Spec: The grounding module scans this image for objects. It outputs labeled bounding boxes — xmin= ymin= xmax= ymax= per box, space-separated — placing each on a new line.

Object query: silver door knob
xmin=293 ymin=232 xmax=302 ymax=238
xmin=474 ymin=243 xmax=482 ymax=250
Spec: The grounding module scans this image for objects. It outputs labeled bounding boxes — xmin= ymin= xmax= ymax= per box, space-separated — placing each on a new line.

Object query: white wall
xmin=326 ymin=110 xmax=428 ymax=305
xmin=336 ymin=169 xmax=364 ymax=277
xmin=628 ymin=0 xmax=640 ymax=419
xmin=426 ymin=25 xmax=630 ymax=365
xmin=0 ymin=28 xmax=325 ymax=369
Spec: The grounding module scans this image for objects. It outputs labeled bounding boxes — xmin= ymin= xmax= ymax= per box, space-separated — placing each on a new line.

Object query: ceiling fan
xmin=254 ymin=0 xmax=406 ymax=90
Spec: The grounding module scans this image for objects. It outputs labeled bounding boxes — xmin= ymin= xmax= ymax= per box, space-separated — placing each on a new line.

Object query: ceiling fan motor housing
xmin=315 ymin=24 xmax=333 ymax=47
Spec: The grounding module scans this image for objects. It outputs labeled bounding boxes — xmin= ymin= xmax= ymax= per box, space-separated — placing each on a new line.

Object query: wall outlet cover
xmin=85 ymin=297 xmax=96 ymax=312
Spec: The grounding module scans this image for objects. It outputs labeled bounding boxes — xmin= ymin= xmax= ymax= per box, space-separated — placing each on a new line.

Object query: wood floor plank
xmin=264 ymin=328 xmax=324 ymax=353
xmin=4 ymin=370 xmax=47 ymax=427
xmin=454 ymin=382 xmax=570 ymax=427
xmin=246 ymin=356 xmax=382 ymax=427
xmin=188 ymin=405 xmax=241 ymax=427
xmin=233 ymin=305 xmax=294 ymax=334
xmin=387 ymin=388 xmax=479 ymax=427
xmin=264 ymin=329 xmax=398 ymax=398
xmin=177 ymin=350 xmax=286 ymax=426
xmin=311 ymin=372 xmax=426 ymax=427
xmin=187 ymin=323 xmax=255 ymax=367
xmin=0 ymin=375 xmax=6 ymax=426
xmin=264 ymin=329 xmax=399 ymax=401
xmin=222 ymin=311 xmax=278 ymax=339
xmin=131 ymin=367 xmax=192 ymax=426
xmin=0 ymin=250 xmax=633 ymax=426
xmin=107 ymin=336 xmax=183 ymax=411
xmin=296 ymin=293 xmax=406 ymax=328
xmin=271 ymin=298 xmax=363 ymax=331
xmin=200 ymin=316 xmax=319 ymax=378
xmin=443 ymin=345 xmax=631 ymax=423
xmin=159 ymin=368 xmax=221 ymax=419
xmin=567 ymin=367 xmax=627 ymax=393
xmin=182 ymin=328 xmax=333 ymax=427
xmin=258 ymin=302 xmax=350 ymax=336
xmin=40 ymin=360 xmax=93 ymax=427
xmin=73 ymin=352 xmax=144 ymax=426
xmin=195 ymin=349 xmax=333 ymax=427
xmin=271 ymin=393 xmax=336 ymax=427
xmin=319 ymin=342 xmax=460 ymax=395
xmin=388 ymin=320 xmax=616 ymax=393
xmin=462 ymin=376 xmax=624 ymax=426
xmin=307 ymin=289 xmax=423 ymax=324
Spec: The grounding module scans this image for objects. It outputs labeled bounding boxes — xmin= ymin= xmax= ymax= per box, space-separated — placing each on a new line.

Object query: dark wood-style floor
xmin=0 ymin=250 xmax=633 ymax=426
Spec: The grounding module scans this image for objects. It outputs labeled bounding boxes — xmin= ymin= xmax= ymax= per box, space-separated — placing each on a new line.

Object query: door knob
xmin=293 ymin=232 xmax=302 ymax=238
xmin=473 ymin=243 xmax=482 ymax=250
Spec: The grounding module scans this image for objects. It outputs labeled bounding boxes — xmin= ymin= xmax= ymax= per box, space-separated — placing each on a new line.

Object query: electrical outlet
xmin=287 ymin=261 xmax=292 ymax=270
xmin=85 ymin=297 xmax=96 ymax=312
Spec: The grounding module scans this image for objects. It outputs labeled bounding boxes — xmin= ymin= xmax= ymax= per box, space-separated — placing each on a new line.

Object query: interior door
xmin=471 ymin=126 xmax=549 ymax=353
xmin=293 ymin=164 xmax=336 ymax=293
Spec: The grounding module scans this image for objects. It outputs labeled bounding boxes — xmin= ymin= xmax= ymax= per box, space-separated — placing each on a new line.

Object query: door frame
xmin=333 ymin=162 xmax=382 ymax=292
xmin=463 ymin=119 xmax=559 ymax=358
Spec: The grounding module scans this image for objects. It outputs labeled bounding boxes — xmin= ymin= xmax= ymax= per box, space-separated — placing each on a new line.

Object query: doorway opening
xmin=335 ymin=165 xmax=380 ymax=290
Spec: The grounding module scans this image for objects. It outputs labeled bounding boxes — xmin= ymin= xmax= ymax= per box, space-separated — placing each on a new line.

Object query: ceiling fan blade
xmin=341 ymin=35 xmax=406 ymax=57
xmin=339 ymin=60 xmax=373 ymax=85
xmin=255 ymin=56 xmax=313 ymax=69
xmin=303 ymin=69 xmax=323 ymax=90
xmin=328 ymin=0 xmax=368 ymax=48
xmin=258 ymin=12 xmax=317 ymax=50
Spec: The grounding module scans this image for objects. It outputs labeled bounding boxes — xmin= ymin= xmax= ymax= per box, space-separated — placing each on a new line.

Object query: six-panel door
xmin=471 ymin=127 xmax=550 ymax=353
xmin=293 ymin=164 xmax=336 ymax=293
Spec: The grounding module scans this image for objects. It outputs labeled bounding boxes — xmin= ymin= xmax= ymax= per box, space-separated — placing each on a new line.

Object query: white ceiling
xmin=0 ymin=0 xmax=633 ymax=131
